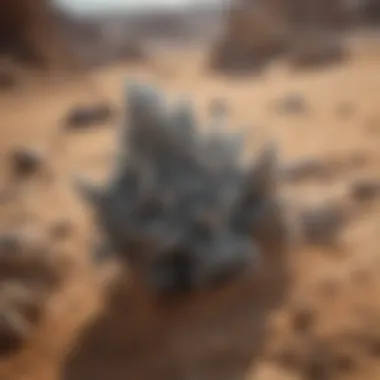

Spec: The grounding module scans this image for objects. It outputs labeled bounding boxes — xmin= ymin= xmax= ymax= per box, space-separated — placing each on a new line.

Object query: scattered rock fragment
xmin=298 ymin=202 xmax=348 ymax=248
xmin=64 ymin=103 xmax=114 ymax=130
xmin=0 ymin=227 xmax=64 ymax=289
xmin=280 ymin=158 xmax=331 ymax=183
xmin=0 ymin=284 xmax=42 ymax=357
xmin=288 ymin=34 xmax=347 ymax=70
xmin=275 ymin=93 xmax=308 ymax=115
xmin=9 ymin=147 xmax=45 ymax=178
xmin=291 ymin=305 xmax=316 ymax=335
xmin=349 ymin=178 xmax=380 ymax=202
xmin=0 ymin=232 xmax=24 ymax=256
xmin=0 ymin=225 xmax=70 ymax=358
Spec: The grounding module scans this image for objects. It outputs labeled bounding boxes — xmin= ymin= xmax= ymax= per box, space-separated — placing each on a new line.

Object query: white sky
xmin=55 ymin=0 xmax=219 ymax=13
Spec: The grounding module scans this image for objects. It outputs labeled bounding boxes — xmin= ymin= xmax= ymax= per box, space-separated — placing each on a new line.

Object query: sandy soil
xmin=0 ymin=35 xmax=380 ymax=380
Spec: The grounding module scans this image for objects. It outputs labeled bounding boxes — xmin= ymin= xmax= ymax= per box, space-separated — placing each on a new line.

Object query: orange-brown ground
xmin=0 ymin=33 xmax=380 ymax=380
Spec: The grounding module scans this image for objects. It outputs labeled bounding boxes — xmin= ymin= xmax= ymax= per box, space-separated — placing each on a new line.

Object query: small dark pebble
xmin=300 ymin=203 xmax=347 ymax=248
xmin=64 ymin=103 xmax=114 ymax=130
xmin=9 ymin=148 xmax=44 ymax=177
xmin=280 ymin=158 xmax=331 ymax=183
xmin=0 ymin=233 xmax=24 ymax=256
xmin=289 ymin=39 xmax=347 ymax=71
xmin=291 ymin=306 xmax=316 ymax=334
xmin=275 ymin=93 xmax=308 ymax=115
xmin=350 ymin=179 xmax=380 ymax=202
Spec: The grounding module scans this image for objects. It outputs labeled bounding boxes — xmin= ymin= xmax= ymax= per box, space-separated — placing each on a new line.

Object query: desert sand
xmin=1 ymin=33 xmax=380 ymax=380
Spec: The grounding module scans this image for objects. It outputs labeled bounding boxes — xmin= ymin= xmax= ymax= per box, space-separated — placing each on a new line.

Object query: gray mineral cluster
xmin=76 ymin=82 xmax=286 ymax=296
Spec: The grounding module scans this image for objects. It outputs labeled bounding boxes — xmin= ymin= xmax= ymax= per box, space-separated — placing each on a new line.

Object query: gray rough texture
xmin=0 ymin=227 xmax=66 ymax=357
xmin=76 ymin=82 xmax=287 ymax=296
